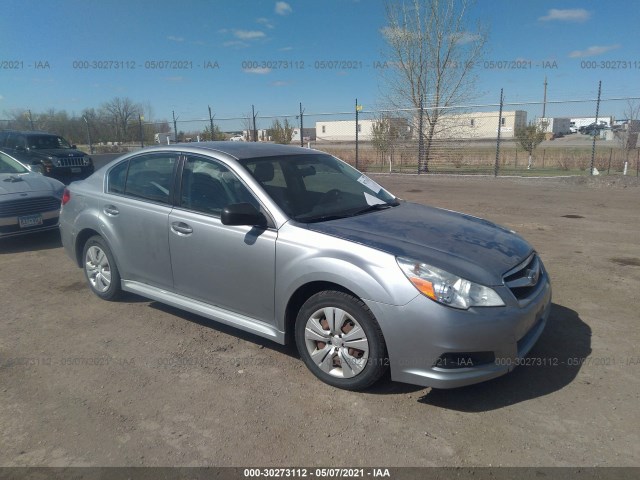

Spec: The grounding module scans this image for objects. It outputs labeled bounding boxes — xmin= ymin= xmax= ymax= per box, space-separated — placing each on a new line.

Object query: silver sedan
xmin=59 ymin=142 xmax=551 ymax=390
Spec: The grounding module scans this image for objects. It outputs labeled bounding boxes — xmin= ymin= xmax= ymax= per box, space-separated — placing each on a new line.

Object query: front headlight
xmin=396 ymin=256 xmax=505 ymax=309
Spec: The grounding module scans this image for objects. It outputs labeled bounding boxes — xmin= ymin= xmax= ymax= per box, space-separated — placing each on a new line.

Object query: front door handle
xmin=103 ymin=205 xmax=119 ymax=216
xmin=171 ymin=221 xmax=193 ymax=235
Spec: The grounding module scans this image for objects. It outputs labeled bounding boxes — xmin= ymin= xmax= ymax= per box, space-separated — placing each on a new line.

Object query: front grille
xmin=0 ymin=196 xmax=61 ymax=218
xmin=55 ymin=157 xmax=87 ymax=167
xmin=504 ymin=254 xmax=543 ymax=301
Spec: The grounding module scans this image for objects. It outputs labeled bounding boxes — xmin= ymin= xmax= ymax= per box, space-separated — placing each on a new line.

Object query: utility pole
xmin=542 ymin=76 xmax=548 ymax=119
xmin=28 ymin=109 xmax=34 ymax=130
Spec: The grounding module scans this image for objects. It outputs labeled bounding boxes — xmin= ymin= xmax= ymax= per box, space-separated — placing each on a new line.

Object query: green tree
xmin=515 ymin=122 xmax=547 ymax=169
xmin=268 ymin=118 xmax=294 ymax=144
xmin=202 ymin=123 xmax=225 ymax=141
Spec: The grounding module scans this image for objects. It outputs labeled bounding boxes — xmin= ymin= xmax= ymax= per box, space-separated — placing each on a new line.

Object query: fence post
xmin=607 ymin=148 xmax=612 ymax=175
xmin=637 ymin=149 xmax=639 ymax=177
xmin=355 ymin=98 xmax=359 ymax=170
xmin=494 ymin=88 xmax=504 ymax=177
xmin=418 ymin=95 xmax=424 ymax=174
xmin=252 ymin=105 xmax=258 ymax=142
xmin=299 ymin=102 xmax=304 ymax=147
xmin=138 ymin=114 xmax=144 ymax=148
xmin=590 ymin=80 xmax=602 ymax=175
xmin=83 ymin=116 xmax=93 ymax=154
xmin=172 ymin=111 xmax=178 ymax=143
xmin=208 ymin=105 xmax=215 ymax=141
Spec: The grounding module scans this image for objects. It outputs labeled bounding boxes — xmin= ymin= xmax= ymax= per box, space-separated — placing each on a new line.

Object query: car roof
xmin=150 ymin=141 xmax=320 ymax=160
xmin=0 ymin=130 xmax=56 ymax=136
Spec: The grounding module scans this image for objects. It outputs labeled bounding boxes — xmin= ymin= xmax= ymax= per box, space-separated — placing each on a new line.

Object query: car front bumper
xmin=366 ymin=275 xmax=552 ymax=389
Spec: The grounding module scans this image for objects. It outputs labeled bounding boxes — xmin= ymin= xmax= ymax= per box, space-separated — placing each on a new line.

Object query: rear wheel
xmin=82 ymin=235 xmax=121 ymax=301
xmin=295 ymin=291 xmax=388 ymax=390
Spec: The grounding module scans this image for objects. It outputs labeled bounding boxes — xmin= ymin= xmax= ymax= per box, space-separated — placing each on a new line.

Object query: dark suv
xmin=0 ymin=130 xmax=94 ymax=182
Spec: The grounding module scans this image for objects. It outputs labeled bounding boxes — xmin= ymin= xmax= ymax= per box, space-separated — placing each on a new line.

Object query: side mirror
xmin=71 ymin=145 xmax=77 ymax=149
xmin=221 ymin=202 xmax=267 ymax=227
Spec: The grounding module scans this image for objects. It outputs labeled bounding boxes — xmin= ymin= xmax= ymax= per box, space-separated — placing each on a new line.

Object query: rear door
xmin=102 ymin=152 xmax=178 ymax=289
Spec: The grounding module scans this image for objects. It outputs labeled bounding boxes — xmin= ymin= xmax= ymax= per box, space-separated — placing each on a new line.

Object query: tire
xmin=82 ymin=235 xmax=121 ymax=301
xmin=295 ymin=290 xmax=388 ymax=390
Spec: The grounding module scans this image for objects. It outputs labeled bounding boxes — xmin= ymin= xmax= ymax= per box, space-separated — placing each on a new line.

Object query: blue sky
xmin=1 ymin=0 xmax=638 ymax=123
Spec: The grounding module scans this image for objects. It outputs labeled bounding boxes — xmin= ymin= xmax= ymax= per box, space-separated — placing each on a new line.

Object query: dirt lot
xmin=1 ymin=174 xmax=638 ymax=468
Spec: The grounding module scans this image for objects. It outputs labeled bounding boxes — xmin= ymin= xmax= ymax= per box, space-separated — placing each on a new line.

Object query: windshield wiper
xmin=349 ymin=201 xmax=399 ymax=217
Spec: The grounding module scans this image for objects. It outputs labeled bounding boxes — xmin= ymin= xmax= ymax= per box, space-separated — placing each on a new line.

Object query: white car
xmin=229 ymin=135 xmax=244 ymax=142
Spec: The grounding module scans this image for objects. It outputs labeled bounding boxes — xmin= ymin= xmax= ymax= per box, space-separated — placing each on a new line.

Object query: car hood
xmin=306 ymin=201 xmax=533 ymax=286
xmin=0 ymin=173 xmax=64 ymax=195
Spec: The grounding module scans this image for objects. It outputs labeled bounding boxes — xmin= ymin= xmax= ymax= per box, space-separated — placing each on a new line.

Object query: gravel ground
xmin=0 ymin=174 xmax=638 ymax=467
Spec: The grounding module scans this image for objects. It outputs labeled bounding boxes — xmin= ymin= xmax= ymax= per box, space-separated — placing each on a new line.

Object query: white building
xmin=431 ymin=111 xmax=527 ymax=139
xmin=316 ymin=118 xmax=410 ymax=142
xmin=315 ymin=112 xmax=526 ymax=142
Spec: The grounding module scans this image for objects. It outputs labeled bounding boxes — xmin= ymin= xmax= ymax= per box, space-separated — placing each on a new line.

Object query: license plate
xmin=19 ymin=213 xmax=43 ymax=228
xmin=71 ymin=167 xmax=81 ymax=173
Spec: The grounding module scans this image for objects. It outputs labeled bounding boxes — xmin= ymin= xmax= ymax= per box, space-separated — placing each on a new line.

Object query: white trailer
xmin=154 ymin=132 xmax=176 ymax=144
xmin=537 ymin=117 xmax=571 ymax=136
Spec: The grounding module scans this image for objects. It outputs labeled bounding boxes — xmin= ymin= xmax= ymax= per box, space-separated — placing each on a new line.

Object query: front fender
xmin=274 ymin=223 xmax=418 ymax=332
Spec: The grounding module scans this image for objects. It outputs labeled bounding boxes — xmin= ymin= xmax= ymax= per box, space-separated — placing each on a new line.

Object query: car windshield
xmin=0 ymin=152 xmax=29 ymax=174
xmin=27 ymin=135 xmax=73 ymax=150
xmin=241 ymin=153 xmax=398 ymax=222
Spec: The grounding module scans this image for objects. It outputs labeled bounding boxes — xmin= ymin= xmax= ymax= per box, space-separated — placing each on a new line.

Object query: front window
xmin=241 ymin=153 xmax=398 ymax=222
xmin=0 ymin=152 xmax=29 ymax=174
xmin=179 ymin=155 xmax=259 ymax=216
xmin=27 ymin=135 xmax=73 ymax=150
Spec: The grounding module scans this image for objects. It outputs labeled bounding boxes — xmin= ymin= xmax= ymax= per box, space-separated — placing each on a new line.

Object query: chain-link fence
xmin=2 ymin=89 xmax=639 ymax=177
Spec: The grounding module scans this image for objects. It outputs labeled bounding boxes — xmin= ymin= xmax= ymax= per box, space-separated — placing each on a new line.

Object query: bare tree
xmin=615 ymin=100 xmax=640 ymax=172
xmin=100 ymin=97 xmax=142 ymax=142
xmin=380 ymin=0 xmax=487 ymax=172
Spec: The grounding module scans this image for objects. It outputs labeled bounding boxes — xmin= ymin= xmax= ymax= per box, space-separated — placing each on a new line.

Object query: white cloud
xmin=223 ymin=40 xmax=249 ymax=48
xmin=167 ymin=35 xmax=184 ymax=42
xmin=0 ymin=95 xmax=3 ymax=101
xmin=539 ymin=9 xmax=590 ymax=22
xmin=271 ymin=81 xmax=290 ymax=87
xmin=279 ymin=46 xmax=294 ymax=51
xmin=234 ymin=30 xmax=266 ymax=40
xmin=166 ymin=76 xmax=184 ymax=83
xmin=243 ymin=67 xmax=272 ymax=75
xmin=568 ymin=44 xmax=620 ymax=58
xmin=275 ymin=1 xmax=292 ymax=15
xmin=257 ymin=17 xmax=275 ymax=29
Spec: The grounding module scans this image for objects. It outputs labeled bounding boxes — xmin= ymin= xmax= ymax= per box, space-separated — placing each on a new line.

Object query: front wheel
xmin=82 ymin=235 xmax=121 ymax=301
xmin=295 ymin=291 xmax=388 ymax=390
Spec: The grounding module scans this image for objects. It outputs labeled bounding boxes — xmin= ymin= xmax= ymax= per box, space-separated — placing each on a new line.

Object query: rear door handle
xmin=171 ymin=221 xmax=193 ymax=235
xmin=103 ymin=205 xmax=119 ymax=216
